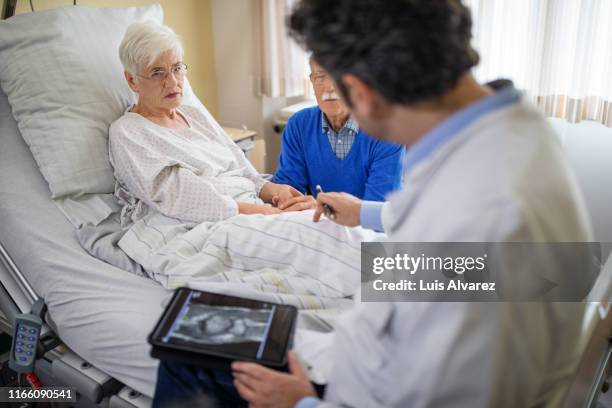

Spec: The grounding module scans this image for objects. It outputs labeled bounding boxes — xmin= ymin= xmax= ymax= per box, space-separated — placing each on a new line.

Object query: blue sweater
xmin=273 ymin=106 xmax=404 ymax=201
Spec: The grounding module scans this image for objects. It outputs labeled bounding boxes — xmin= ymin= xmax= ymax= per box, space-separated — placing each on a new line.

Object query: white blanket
xmin=118 ymin=209 xmax=382 ymax=325
xmin=68 ymin=196 xmax=382 ymax=383
xmin=118 ymin=209 xmax=383 ymax=382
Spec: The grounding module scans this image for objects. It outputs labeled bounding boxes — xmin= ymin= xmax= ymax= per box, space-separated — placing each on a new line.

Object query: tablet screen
xmin=152 ymin=289 xmax=296 ymax=365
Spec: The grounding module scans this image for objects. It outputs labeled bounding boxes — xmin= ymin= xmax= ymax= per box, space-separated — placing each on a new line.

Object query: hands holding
xmin=251 ymin=183 xmax=363 ymax=221
xmin=238 ymin=183 xmax=316 ymax=216
xmin=232 ymin=351 xmax=317 ymax=408
xmin=237 ymin=202 xmax=282 ymax=215
xmin=274 ymin=187 xmax=317 ymax=212
xmin=260 ymin=182 xmax=317 ymax=213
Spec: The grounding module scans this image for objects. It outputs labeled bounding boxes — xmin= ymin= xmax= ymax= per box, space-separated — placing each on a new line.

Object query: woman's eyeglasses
xmin=137 ymin=63 xmax=188 ymax=84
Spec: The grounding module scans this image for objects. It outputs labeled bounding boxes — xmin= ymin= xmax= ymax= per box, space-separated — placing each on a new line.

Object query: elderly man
xmin=272 ymin=59 xmax=404 ymax=211
xmin=153 ymin=1 xmax=591 ymax=407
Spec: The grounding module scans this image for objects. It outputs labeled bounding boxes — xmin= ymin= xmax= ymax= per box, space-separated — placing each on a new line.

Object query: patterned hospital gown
xmin=109 ymin=105 xmax=266 ymax=225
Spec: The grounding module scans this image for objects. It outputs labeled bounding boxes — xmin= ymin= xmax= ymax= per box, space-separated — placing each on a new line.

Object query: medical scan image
xmin=168 ymin=304 xmax=274 ymax=345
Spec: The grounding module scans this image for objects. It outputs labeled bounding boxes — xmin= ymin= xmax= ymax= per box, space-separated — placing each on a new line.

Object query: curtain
xmin=465 ymin=0 xmax=612 ymax=127
xmin=255 ymin=0 xmax=311 ymax=98
xmin=256 ymin=0 xmax=612 ymax=125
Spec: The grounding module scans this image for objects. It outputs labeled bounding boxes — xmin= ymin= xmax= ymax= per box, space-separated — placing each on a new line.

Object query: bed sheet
xmin=0 ymin=89 xmax=170 ymax=397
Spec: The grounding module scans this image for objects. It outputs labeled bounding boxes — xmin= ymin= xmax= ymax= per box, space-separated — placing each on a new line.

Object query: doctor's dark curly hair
xmin=288 ymin=0 xmax=479 ymax=105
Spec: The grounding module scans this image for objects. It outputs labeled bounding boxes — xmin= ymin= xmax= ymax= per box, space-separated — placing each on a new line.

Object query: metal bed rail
xmin=0 ymin=239 xmax=152 ymax=406
xmin=0 ymin=239 xmax=36 ymax=325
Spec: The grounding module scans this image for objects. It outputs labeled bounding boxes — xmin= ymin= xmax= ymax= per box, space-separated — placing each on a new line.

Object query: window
xmin=465 ymin=0 xmax=612 ymax=126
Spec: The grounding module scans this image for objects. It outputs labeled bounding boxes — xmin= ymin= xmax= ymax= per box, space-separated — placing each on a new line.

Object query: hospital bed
xmin=2 ymin=88 xmax=611 ymax=408
xmin=0 ymin=7 xmax=611 ymax=408
xmin=0 ymin=88 xmax=163 ymax=406
xmin=0 ymin=4 xmax=205 ymax=406
xmin=0 ymin=3 xmax=318 ymax=405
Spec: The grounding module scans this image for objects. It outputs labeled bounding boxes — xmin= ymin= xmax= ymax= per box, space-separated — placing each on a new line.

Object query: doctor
xmin=153 ymin=0 xmax=592 ymax=407
xmin=230 ymin=0 xmax=592 ymax=407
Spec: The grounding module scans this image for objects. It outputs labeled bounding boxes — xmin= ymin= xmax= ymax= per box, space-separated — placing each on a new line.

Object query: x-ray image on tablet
xmin=150 ymin=289 xmax=296 ymax=367
xmin=168 ymin=304 xmax=274 ymax=345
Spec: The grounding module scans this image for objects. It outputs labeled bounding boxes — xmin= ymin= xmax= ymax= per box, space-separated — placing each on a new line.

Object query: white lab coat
xmin=322 ymin=99 xmax=593 ymax=407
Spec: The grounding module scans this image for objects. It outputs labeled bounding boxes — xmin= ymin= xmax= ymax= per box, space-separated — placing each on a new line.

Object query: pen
xmin=315 ymin=185 xmax=336 ymax=220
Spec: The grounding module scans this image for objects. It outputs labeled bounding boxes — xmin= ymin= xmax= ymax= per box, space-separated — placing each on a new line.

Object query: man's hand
xmin=259 ymin=182 xmax=304 ymax=208
xmin=238 ymin=202 xmax=282 ymax=216
xmin=232 ymin=351 xmax=316 ymax=408
xmin=272 ymin=185 xmax=303 ymax=208
xmin=278 ymin=195 xmax=317 ymax=212
xmin=313 ymin=192 xmax=362 ymax=226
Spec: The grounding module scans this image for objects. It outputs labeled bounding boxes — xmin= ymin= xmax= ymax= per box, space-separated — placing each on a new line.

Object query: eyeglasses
xmin=137 ymin=63 xmax=188 ymax=84
xmin=310 ymin=72 xmax=331 ymax=86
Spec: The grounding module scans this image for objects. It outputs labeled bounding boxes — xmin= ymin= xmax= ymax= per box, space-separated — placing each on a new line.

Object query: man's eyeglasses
xmin=137 ymin=63 xmax=188 ymax=84
xmin=310 ymin=72 xmax=330 ymax=86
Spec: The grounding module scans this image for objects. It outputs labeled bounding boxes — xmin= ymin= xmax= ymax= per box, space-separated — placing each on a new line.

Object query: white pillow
xmin=0 ymin=4 xmax=202 ymax=198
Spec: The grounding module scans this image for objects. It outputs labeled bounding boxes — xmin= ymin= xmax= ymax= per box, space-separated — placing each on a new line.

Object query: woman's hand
xmin=238 ymin=202 xmax=282 ymax=216
xmin=277 ymin=195 xmax=317 ymax=212
xmin=258 ymin=182 xmax=316 ymax=212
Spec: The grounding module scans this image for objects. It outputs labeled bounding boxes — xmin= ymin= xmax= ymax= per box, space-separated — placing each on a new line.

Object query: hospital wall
xmin=11 ymin=0 xmax=219 ymax=118
xmin=211 ymin=0 xmax=296 ymax=174
xmin=210 ymin=0 xmax=271 ymax=174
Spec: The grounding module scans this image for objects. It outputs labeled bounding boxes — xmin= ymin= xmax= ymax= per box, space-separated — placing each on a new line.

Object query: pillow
xmin=0 ymin=4 xmax=192 ymax=198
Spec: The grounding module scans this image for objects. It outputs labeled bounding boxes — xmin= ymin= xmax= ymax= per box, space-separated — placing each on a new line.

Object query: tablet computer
xmin=148 ymin=288 xmax=298 ymax=370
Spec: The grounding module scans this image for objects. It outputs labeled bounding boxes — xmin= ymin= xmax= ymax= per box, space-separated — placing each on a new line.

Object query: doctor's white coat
xmin=323 ymin=99 xmax=593 ymax=407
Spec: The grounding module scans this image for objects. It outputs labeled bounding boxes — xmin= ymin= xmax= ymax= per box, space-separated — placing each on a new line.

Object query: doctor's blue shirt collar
xmin=402 ymin=79 xmax=521 ymax=173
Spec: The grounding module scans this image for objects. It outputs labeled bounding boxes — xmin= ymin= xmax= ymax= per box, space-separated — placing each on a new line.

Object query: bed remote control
xmin=8 ymin=299 xmax=45 ymax=374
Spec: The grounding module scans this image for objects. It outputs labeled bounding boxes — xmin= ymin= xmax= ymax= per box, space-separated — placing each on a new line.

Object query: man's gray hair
xmin=119 ymin=21 xmax=184 ymax=75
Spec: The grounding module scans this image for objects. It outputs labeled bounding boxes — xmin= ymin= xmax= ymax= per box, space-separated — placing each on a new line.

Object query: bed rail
xmin=0 ymin=239 xmax=38 ymax=302
xmin=0 ymin=239 xmax=39 ymax=327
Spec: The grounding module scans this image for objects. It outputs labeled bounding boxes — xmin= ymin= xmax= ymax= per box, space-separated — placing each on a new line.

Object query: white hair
xmin=119 ymin=21 xmax=184 ymax=75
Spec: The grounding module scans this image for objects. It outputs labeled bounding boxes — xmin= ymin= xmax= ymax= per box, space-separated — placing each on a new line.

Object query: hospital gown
xmin=108 ymin=104 xmax=266 ymax=225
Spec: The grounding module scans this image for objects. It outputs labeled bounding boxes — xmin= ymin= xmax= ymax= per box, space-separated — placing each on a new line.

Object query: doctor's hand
xmin=313 ymin=192 xmax=362 ymax=227
xmin=232 ymin=351 xmax=316 ymax=408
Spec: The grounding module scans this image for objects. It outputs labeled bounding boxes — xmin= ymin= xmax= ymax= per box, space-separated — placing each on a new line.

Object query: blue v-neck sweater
xmin=273 ymin=106 xmax=404 ymax=201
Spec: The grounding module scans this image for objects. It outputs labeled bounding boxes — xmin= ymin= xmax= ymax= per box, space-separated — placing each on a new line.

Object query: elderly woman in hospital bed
xmin=109 ymin=21 xmax=316 ymax=226
xmin=108 ymin=21 xmax=372 ymax=311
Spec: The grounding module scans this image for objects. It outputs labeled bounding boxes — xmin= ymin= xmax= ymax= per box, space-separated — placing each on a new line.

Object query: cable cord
xmin=29 ymin=1 xmax=76 ymax=12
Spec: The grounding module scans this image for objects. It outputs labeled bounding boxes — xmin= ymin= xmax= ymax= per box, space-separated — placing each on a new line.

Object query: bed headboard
xmin=1 ymin=0 xmax=18 ymax=19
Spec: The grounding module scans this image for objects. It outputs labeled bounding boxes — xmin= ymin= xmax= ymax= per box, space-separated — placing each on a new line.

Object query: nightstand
xmin=222 ymin=126 xmax=256 ymax=154
xmin=221 ymin=127 xmax=266 ymax=173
